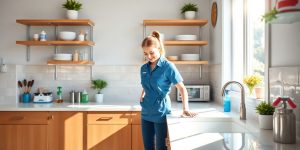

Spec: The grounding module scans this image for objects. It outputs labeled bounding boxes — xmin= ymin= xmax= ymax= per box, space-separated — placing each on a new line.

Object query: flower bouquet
xmin=243 ymin=74 xmax=263 ymax=95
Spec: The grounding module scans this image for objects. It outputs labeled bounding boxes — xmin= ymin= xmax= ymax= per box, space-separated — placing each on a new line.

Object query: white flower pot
xmin=184 ymin=11 xmax=196 ymax=20
xmin=67 ymin=10 xmax=78 ymax=19
xmin=95 ymin=94 xmax=104 ymax=103
xmin=258 ymin=114 xmax=273 ymax=129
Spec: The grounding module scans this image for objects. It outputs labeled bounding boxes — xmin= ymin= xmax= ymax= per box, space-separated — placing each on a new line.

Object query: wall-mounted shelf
xmin=16 ymin=19 xmax=94 ymax=26
xmin=143 ymin=19 xmax=208 ymax=26
xmin=143 ymin=19 xmax=209 ymax=79
xmin=16 ymin=41 xmax=95 ymax=46
xmin=47 ymin=60 xmax=95 ymax=65
xmin=169 ymin=60 xmax=208 ymax=65
xmin=164 ymin=40 xmax=208 ymax=46
xmin=17 ymin=19 xmax=95 ymax=80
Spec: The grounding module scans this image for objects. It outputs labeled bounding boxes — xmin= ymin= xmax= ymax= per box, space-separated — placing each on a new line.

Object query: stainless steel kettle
xmin=272 ymin=97 xmax=297 ymax=144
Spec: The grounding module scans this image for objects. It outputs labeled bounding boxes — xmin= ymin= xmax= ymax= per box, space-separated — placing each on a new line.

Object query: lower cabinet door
xmin=132 ymin=125 xmax=144 ymax=150
xmin=0 ymin=125 xmax=48 ymax=150
xmin=87 ymin=124 xmax=131 ymax=150
xmin=48 ymin=112 xmax=84 ymax=150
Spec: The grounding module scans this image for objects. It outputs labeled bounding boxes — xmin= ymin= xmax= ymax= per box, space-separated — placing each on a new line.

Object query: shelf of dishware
xmin=47 ymin=60 xmax=95 ymax=65
xmin=143 ymin=19 xmax=208 ymax=26
xmin=164 ymin=40 xmax=208 ymax=46
xmin=16 ymin=41 xmax=95 ymax=46
xmin=16 ymin=19 xmax=94 ymax=26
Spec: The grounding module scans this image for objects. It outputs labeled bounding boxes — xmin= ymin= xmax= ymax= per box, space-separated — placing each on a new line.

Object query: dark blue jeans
xmin=141 ymin=119 xmax=167 ymax=150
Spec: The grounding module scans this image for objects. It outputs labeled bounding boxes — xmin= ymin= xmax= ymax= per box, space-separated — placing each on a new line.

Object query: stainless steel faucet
xmin=221 ymin=81 xmax=246 ymax=120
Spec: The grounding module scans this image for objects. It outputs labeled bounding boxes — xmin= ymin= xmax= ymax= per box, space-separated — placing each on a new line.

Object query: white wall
xmin=270 ymin=23 xmax=300 ymax=67
xmin=0 ymin=0 xmax=211 ymax=103
xmin=0 ymin=0 xmax=209 ymax=65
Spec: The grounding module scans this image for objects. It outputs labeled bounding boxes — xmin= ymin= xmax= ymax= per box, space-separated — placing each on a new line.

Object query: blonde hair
xmin=141 ymin=31 xmax=165 ymax=56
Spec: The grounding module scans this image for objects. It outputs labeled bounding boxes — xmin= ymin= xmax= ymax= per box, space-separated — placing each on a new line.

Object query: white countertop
xmin=0 ymin=101 xmax=141 ymax=111
xmin=167 ymin=102 xmax=300 ymax=150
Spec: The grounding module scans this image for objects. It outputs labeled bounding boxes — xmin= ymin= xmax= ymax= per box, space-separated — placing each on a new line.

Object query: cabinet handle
xmin=96 ymin=117 xmax=113 ymax=121
xmin=48 ymin=115 xmax=54 ymax=120
xmin=11 ymin=116 xmax=25 ymax=121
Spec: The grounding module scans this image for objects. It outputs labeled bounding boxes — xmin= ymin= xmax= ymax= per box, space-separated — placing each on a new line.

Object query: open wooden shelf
xmin=164 ymin=40 xmax=208 ymax=46
xmin=170 ymin=60 xmax=208 ymax=65
xmin=143 ymin=60 xmax=208 ymax=65
xmin=47 ymin=60 xmax=94 ymax=65
xmin=16 ymin=19 xmax=94 ymax=26
xmin=143 ymin=19 xmax=208 ymax=26
xmin=16 ymin=41 xmax=95 ymax=46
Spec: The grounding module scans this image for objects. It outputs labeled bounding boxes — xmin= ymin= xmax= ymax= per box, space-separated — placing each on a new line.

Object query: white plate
xmin=53 ymin=54 xmax=72 ymax=61
xmin=180 ymin=54 xmax=200 ymax=61
xmin=175 ymin=35 xmax=197 ymax=41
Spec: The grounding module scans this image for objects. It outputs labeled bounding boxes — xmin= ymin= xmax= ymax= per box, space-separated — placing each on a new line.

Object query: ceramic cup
xmin=22 ymin=93 xmax=31 ymax=103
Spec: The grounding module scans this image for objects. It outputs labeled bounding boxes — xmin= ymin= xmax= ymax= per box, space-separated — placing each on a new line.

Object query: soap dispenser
xmin=56 ymin=86 xmax=63 ymax=103
xmin=272 ymin=97 xmax=297 ymax=144
xmin=223 ymin=90 xmax=231 ymax=112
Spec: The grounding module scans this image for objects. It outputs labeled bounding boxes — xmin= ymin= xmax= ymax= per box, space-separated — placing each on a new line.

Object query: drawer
xmin=87 ymin=112 xmax=131 ymax=125
xmin=131 ymin=111 xmax=141 ymax=125
xmin=0 ymin=112 xmax=49 ymax=125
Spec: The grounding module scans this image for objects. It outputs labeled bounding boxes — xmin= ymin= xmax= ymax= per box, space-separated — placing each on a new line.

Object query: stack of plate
xmin=175 ymin=35 xmax=197 ymax=41
xmin=166 ymin=56 xmax=178 ymax=61
xmin=180 ymin=54 xmax=200 ymax=61
xmin=53 ymin=54 xmax=72 ymax=61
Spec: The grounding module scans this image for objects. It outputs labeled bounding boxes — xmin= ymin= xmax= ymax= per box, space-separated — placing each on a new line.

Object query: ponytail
xmin=141 ymin=31 xmax=165 ymax=56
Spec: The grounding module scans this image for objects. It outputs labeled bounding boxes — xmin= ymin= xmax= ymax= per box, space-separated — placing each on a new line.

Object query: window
xmin=231 ymin=0 xmax=266 ymax=81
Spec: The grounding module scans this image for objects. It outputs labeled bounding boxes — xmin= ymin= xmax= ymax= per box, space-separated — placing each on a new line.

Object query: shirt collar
xmin=147 ymin=56 xmax=165 ymax=68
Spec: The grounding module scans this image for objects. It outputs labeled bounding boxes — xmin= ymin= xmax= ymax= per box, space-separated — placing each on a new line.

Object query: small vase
xmin=258 ymin=114 xmax=273 ymax=129
xmin=255 ymin=87 xmax=264 ymax=99
xmin=184 ymin=11 xmax=196 ymax=19
xmin=67 ymin=10 xmax=78 ymax=19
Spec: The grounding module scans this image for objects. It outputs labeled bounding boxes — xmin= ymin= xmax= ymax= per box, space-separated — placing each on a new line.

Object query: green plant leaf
xmin=181 ymin=3 xmax=198 ymax=14
xmin=62 ymin=0 xmax=82 ymax=11
xmin=255 ymin=101 xmax=275 ymax=115
xmin=91 ymin=79 xmax=108 ymax=94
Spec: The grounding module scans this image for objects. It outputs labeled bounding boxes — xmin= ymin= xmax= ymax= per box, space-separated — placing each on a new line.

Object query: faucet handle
xmin=272 ymin=97 xmax=282 ymax=107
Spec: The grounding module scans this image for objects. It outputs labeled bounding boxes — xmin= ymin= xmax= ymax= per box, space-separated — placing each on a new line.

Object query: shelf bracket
xmin=199 ymin=65 xmax=202 ymax=79
xmin=26 ymin=25 xmax=31 ymax=61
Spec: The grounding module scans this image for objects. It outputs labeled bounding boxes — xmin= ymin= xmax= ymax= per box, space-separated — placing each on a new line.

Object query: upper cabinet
xmin=16 ymin=19 xmax=95 ymax=66
xmin=143 ymin=19 xmax=208 ymax=65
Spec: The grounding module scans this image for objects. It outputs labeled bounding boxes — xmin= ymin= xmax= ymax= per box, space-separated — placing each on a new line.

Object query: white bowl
xmin=180 ymin=54 xmax=200 ymax=61
xmin=53 ymin=54 xmax=72 ymax=61
xmin=59 ymin=31 xmax=76 ymax=41
xmin=175 ymin=35 xmax=197 ymax=41
xmin=167 ymin=56 xmax=178 ymax=61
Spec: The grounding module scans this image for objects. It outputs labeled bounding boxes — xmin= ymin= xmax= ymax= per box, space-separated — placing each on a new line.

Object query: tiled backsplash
xmin=269 ymin=67 xmax=300 ymax=138
xmin=0 ymin=65 xmax=17 ymax=104
xmin=0 ymin=64 xmax=209 ymax=103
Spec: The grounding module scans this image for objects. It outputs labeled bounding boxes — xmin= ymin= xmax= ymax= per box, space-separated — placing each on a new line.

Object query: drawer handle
xmin=48 ymin=115 xmax=54 ymax=120
xmin=96 ymin=117 xmax=113 ymax=121
xmin=11 ymin=116 xmax=25 ymax=121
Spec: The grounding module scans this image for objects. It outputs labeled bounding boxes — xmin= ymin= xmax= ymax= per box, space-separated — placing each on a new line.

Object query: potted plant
xmin=91 ymin=79 xmax=107 ymax=103
xmin=255 ymin=101 xmax=275 ymax=129
xmin=181 ymin=3 xmax=198 ymax=20
xmin=62 ymin=0 xmax=82 ymax=19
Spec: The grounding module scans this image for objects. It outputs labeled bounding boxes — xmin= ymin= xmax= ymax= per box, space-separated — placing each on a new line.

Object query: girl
xmin=140 ymin=31 xmax=197 ymax=150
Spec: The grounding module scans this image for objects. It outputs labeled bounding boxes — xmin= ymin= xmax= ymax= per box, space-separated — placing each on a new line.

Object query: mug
xmin=22 ymin=93 xmax=31 ymax=103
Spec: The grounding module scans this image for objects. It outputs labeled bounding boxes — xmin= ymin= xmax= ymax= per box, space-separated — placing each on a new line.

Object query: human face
xmin=143 ymin=46 xmax=160 ymax=63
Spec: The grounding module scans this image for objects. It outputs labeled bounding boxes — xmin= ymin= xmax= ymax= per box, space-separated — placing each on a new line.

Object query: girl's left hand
xmin=181 ymin=110 xmax=198 ymax=118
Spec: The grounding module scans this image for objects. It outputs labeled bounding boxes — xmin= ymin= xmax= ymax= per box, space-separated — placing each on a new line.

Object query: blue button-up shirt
xmin=140 ymin=56 xmax=183 ymax=123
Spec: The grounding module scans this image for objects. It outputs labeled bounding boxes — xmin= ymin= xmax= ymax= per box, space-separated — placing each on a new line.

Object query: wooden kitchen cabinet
xmin=131 ymin=111 xmax=144 ymax=150
xmin=87 ymin=111 xmax=132 ymax=150
xmin=48 ymin=112 xmax=85 ymax=150
xmin=0 ymin=112 xmax=49 ymax=150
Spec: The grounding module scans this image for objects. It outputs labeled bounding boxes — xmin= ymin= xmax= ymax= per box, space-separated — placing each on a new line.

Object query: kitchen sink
xmin=66 ymin=104 xmax=132 ymax=109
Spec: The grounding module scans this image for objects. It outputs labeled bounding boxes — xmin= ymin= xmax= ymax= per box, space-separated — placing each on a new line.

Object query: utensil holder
xmin=22 ymin=93 xmax=31 ymax=103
